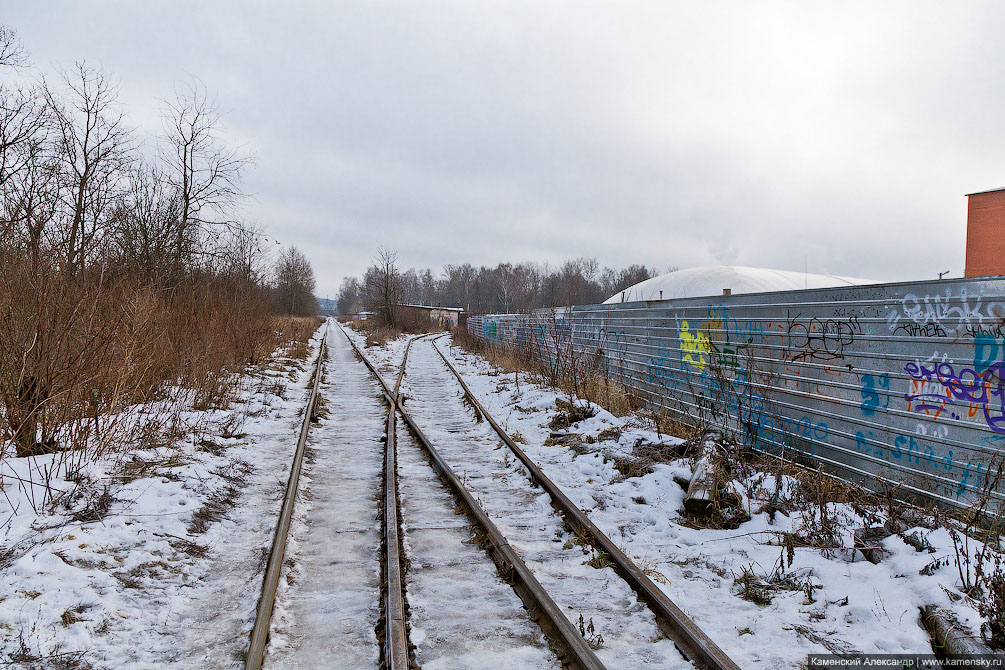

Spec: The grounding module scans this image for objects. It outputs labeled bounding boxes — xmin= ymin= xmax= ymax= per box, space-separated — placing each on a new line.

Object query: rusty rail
xmin=431 ymin=336 xmax=741 ymax=670
xmin=381 ymin=334 xmax=419 ymax=670
xmin=339 ymin=325 xmax=605 ymax=670
xmin=245 ymin=327 xmax=328 ymax=670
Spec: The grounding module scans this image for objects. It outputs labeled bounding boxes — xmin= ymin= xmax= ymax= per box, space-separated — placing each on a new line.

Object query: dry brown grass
xmin=274 ymin=316 xmax=324 ymax=361
xmin=455 ymin=325 xmax=659 ymax=430
xmin=0 ymin=250 xmax=324 ymax=508
xmin=350 ymin=319 xmax=402 ymax=346
xmin=577 ymin=371 xmax=644 ymax=418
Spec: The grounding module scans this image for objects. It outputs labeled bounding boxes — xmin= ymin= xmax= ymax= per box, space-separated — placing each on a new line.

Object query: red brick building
xmin=965 ymin=187 xmax=1005 ymax=277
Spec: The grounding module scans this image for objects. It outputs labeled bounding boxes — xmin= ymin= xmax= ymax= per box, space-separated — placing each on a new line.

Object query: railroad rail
xmin=246 ymin=327 xmax=328 ymax=670
xmin=428 ymin=336 xmax=740 ymax=670
xmin=339 ymin=325 xmax=606 ymax=670
xmin=379 ymin=332 xmax=416 ymax=670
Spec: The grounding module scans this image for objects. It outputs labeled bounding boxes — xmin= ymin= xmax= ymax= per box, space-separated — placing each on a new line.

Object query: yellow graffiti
xmin=701 ymin=312 xmax=726 ymax=347
xmin=680 ymin=320 xmax=711 ymax=371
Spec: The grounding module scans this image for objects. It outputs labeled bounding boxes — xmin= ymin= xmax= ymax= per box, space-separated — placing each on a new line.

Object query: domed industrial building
xmin=603 ymin=265 xmax=879 ymax=304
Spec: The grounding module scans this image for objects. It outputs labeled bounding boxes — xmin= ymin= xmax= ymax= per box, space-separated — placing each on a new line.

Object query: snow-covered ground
xmin=2 ymin=319 xmax=993 ymax=669
xmin=431 ymin=335 xmax=994 ymax=667
xmin=397 ymin=415 xmax=560 ymax=669
xmin=0 ymin=325 xmax=327 ymax=669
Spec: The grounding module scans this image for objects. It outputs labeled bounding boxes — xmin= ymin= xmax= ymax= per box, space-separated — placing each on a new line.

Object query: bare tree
xmin=496 ymin=262 xmax=522 ymax=313
xmin=0 ymin=25 xmax=27 ymax=69
xmin=0 ymin=88 xmax=47 ymax=194
xmin=161 ymin=79 xmax=249 ymax=270
xmin=365 ymin=247 xmax=400 ymax=325
xmin=337 ymin=276 xmax=362 ymax=316
xmin=419 ymin=267 xmax=436 ymax=305
xmin=107 ymin=162 xmax=181 ymax=281
xmin=221 ymin=222 xmax=267 ymax=285
xmin=2 ymin=132 xmax=61 ymax=266
xmin=45 ymin=62 xmax=134 ymax=274
xmin=273 ymin=246 xmax=318 ymax=316
xmin=0 ymin=26 xmax=45 ymax=195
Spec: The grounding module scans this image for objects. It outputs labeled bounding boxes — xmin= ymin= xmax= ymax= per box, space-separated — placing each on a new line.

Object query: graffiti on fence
xmin=888 ymin=287 xmax=1005 ymax=337
xmin=904 ymin=359 xmax=1005 ymax=434
xmin=787 ymin=314 xmax=861 ymax=362
xmin=893 ymin=322 xmax=948 ymax=338
xmin=860 ymin=373 xmax=891 ymax=416
xmin=482 ymin=319 xmax=498 ymax=344
xmin=469 ymin=277 xmax=1005 ymax=508
xmin=679 ymin=320 xmax=710 ymax=372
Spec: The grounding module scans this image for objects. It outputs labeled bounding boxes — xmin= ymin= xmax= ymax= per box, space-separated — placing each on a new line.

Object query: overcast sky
xmin=6 ymin=1 xmax=1004 ymax=296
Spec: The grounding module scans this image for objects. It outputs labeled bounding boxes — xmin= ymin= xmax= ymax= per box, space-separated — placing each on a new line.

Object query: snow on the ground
xmin=0 ymin=324 xmax=327 ymax=669
xmin=396 ymin=415 xmax=560 ymax=670
xmin=433 ymin=335 xmax=993 ymax=668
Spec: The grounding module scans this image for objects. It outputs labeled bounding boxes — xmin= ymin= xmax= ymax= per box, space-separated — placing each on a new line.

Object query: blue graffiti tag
xmin=860 ymin=373 xmax=890 ymax=416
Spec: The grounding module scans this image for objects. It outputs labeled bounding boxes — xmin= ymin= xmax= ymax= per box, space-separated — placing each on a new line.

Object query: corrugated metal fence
xmin=467 ymin=277 xmax=1005 ymax=510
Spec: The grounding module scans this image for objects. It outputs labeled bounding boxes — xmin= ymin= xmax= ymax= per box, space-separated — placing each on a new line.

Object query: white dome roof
xmin=603 ymin=265 xmax=879 ymax=304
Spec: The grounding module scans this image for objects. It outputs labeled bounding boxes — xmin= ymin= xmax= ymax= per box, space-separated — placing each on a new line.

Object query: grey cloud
xmin=6 ymin=1 xmax=1003 ymax=296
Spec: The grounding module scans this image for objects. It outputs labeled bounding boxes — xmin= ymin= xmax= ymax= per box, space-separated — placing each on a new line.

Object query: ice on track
xmin=265 ymin=331 xmax=383 ymax=669
xmin=396 ymin=415 xmax=560 ymax=670
xmin=400 ymin=338 xmax=690 ymax=670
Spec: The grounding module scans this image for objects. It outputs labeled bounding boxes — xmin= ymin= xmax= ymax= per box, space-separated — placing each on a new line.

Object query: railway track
xmin=425 ymin=337 xmax=739 ymax=670
xmin=247 ymin=322 xmax=739 ymax=670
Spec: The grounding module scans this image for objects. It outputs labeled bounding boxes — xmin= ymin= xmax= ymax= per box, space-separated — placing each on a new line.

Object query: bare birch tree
xmin=160 ymin=79 xmax=249 ymax=272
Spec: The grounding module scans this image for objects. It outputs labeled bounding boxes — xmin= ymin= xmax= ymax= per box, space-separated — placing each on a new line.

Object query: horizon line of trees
xmin=336 ymin=247 xmax=676 ymax=321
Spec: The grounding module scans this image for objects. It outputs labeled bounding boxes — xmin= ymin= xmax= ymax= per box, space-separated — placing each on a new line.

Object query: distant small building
xmin=352 ymin=311 xmax=376 ymax=321
xmin=396 ymin=304 xmax=464 ymax=329
xmin=965 ymin=187 xmax=1005 ymax=278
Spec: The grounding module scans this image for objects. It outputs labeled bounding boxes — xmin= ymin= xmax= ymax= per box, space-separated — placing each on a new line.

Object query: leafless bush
xmin=942 ymin=459 xmax=1005 ymax=646
xmin=350 ymin=318 xmax=402 ymax=347
xmin=0 ymin=27 xmax=325 ymax=515
xmin=0 ymin=255 xmax=315 ymax=509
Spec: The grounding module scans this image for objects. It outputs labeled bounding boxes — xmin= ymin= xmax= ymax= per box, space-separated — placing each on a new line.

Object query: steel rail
xmin=380 ymin=334 xmax=419 ymax=670
xmin=338 ymin=324 xmax=605 ymax=670
xmin=431 ymin=337 xmax=741 ymax=670
xmin=245 ymin=327 xmax=328 ymax=670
